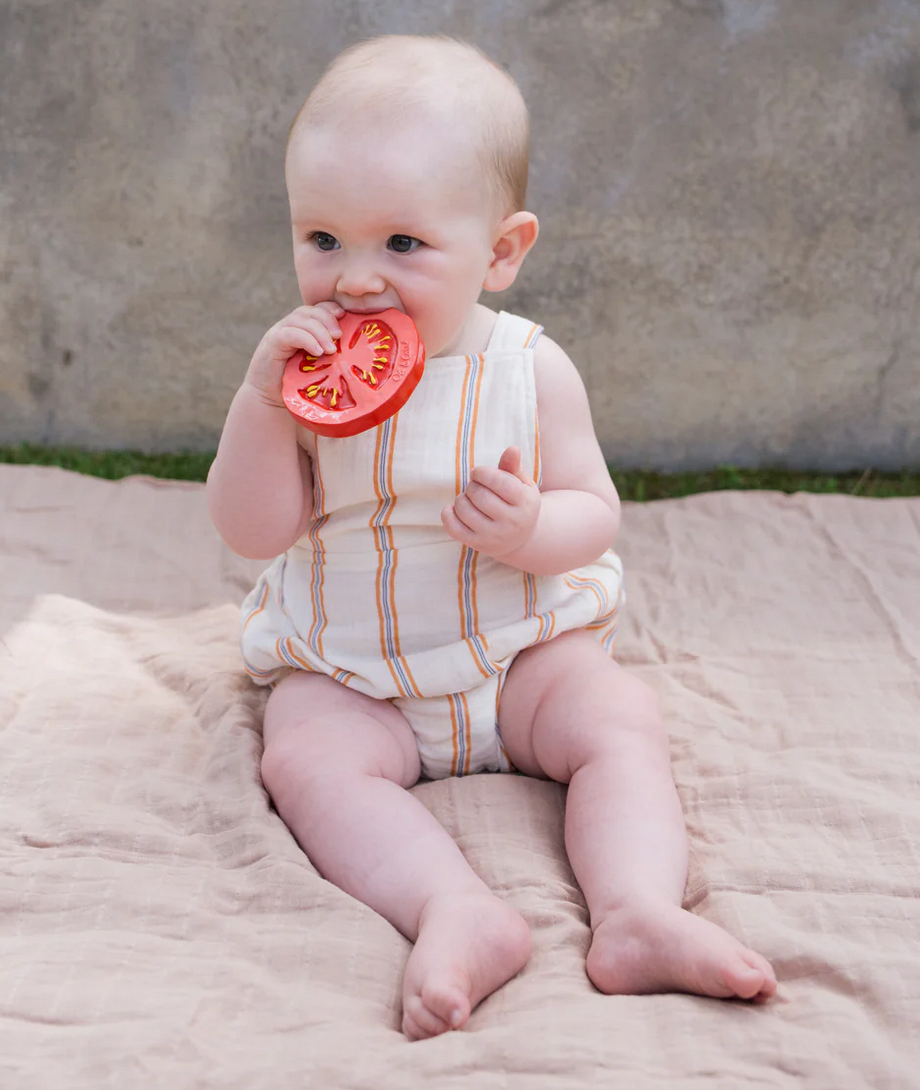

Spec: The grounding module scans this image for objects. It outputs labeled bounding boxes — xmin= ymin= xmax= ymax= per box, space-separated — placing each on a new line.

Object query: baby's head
xmin=284 ymin=35 xmax=539 ymax=356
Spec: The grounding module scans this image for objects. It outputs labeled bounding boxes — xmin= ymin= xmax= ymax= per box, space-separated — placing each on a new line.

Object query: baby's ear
xmin=482 ymin=212 xmax=539 ymax=292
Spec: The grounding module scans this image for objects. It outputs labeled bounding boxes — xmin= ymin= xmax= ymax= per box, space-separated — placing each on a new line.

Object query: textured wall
xmin=1 ymin=0 xmax=918 ymax=469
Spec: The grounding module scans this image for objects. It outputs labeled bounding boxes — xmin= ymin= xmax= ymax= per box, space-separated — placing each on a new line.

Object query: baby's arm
xmin=441 ymin=335 xmax=620 ymax=575
xmin=207 ymin=302 xmax=344 ymax=559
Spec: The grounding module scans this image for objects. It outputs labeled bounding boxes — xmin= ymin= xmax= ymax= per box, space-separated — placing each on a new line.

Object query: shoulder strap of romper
xmin=486 ymin=311 xmax=544 ymax=352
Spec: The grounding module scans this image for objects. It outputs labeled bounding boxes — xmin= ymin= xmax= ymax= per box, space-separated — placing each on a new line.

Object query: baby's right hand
xmin=245 ymin=302 xmax=346 ymax=406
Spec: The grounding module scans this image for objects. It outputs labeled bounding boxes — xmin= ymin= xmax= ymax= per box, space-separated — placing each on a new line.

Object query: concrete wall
xmin=1 ymin=0 xmax=918 ymax=469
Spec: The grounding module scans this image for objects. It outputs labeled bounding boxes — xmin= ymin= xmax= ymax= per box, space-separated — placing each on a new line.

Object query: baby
xmin=207 ymin=34 xmax=777 ymax=1039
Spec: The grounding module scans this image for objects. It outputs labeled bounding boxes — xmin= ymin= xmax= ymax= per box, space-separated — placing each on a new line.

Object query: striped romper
xmin=240 ymin=310 xmax=624 ymax=780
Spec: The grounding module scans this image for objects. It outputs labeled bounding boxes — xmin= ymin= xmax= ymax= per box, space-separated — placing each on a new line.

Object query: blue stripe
xmin=277 ymin=640 xmax=302 ymax=670
xmin=307 ymin=515 xmax=329 ymax=652
xmin=392 ymin=653 xmax=413 ymax=694
xmin=244 ymin=661 xmax=279 ymax=679
xmin=240 ymin=584 xmax=273 ymax=677
xmin=277 ymin=555 xmax=287 ymax=610
xmin=524 ymin=572 xmax=537 ymax=618
xmin=372 ymin=416 xmax=415 ymax=695
xmin=565 ymin=573 xmax=611 ymax=615
xmin=494 ymin=672 xmax=513 ymax=772
xmin=470 ymin=635 xmax=497 ymax=676
xmin=306 ymin=441 xmax=328 ymax=655
xmin=461 ymin=546 xmax=475 ymax=634
xmin=452 ymin=693 xmax=468 ymax=777
xmin=459 ymin=355 xmax=479 ymax=490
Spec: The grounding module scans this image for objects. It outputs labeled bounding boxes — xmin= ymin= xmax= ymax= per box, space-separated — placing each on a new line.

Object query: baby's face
xmin=286 ymin=118 xmax=501 ymax=357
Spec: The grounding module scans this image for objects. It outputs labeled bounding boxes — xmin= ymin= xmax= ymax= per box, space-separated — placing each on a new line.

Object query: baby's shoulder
xmin=532 ymin=332 xmax=586 ymax=395
xmin=531 ymin=332 xmax=597 ymax=452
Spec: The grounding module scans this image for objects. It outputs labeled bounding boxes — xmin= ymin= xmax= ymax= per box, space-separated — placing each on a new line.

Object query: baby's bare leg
xmin=260 ymin=672 xmax=530 ymax=1039
xmin=499 ymin=631 xmax=776 ymax=1001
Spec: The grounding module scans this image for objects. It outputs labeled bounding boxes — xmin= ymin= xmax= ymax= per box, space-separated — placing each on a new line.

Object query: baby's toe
xmin=420 ymin=979 xmax=470 ymax=1031
xmin=743 ymin=951 xmax=778 ymax=1001
xmin=725 ymin=950 xmax=777 ymax=1001
xmin=402 ymin=994 xmax=452 ymax=1041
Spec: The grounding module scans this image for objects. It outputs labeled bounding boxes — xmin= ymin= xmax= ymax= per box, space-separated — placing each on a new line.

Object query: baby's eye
xmin=387 ymin=234 xmax=421 ymax=254
xmin=308 ymin=231 xmax=339 ymax=251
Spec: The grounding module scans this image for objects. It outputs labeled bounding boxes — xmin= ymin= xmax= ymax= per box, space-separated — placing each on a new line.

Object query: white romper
xmin=240 ymin=311 xmax=624 ymax=779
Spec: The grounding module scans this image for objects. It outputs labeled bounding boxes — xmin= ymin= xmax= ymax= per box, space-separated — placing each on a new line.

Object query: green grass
xmin=0 ymin=443 xmax=215 ymax=483
xmin=609 ymin=466 xmax=920 ymax=501
xmin=1 ymin=443 xmax=918 ymax=500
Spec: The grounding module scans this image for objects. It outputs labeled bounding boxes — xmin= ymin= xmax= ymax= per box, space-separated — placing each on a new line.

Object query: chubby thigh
xmin=261 ymin=672 xmax=422 ymax=791
xmin=259 ymin=626 xmax=661 ymax=791
xmin=497 ymin=629 xmax=665 ymax=783
xmin=261 ymin=669 xmax=511 ymax=785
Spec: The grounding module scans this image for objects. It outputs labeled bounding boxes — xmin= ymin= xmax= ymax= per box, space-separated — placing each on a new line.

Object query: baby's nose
xmin=336 ymin=259 xmax=386 ymax=298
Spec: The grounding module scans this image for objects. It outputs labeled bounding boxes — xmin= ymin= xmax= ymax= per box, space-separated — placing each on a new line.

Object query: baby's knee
xmin=576 ymin=670 xmax=667 ymax=765
xmin=612 ymin=672 xmax=664 ymax=731
xmin=261 ymin=718 xmax=386 ymax=788
xmin=260 ymin=731 xmax=326 ymax=807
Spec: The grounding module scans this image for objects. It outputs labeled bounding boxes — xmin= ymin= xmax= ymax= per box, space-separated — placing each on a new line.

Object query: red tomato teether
xmin=282 ymin=309 xmax=426 ymax=438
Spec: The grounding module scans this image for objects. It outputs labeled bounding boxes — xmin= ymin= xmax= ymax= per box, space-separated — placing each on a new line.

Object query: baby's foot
xmin=587 ymin=901 xmax=777 ymax=1002
xmin=401 ymin=891 xmax=532 ymax=1040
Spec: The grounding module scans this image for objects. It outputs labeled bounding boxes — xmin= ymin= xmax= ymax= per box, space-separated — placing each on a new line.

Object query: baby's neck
xmin=433 ymin=304 xmax=499 ymax=358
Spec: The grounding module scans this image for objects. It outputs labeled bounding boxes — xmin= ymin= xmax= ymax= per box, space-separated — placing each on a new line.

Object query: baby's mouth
xmin=336 ymin=297 xmax=405 ymax=316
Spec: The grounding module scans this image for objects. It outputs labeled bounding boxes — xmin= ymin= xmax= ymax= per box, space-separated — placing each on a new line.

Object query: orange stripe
xmin=371 ymin=424 xmax=384 ymax=505
xmin=564 ymin=574 xmax=606 ymax=614
xmin=456 ymin=553 xmax=465 ymax=618
xmin=371 ymin=424 xmax=391 ymax=672
xmin=382 ymin=427 xmax=403 ymax=659
xmin=464 ymin=637 xmax=492 ymax=679
xmin=383 ymin=524 xmax=398 ymax=655
xmin=460 ymin=691 xmax=472 ymax=775
xmin=524 ymin=322 xmax=539 ymax=348
xmin=380 ymin=420 xmax=422 ymax=697
xmin=280 ymin=638 xmax=316 ymax=671
xmin=468 ymin=354 xmax=483 ymax=465
xmin=311 ymin=442 xmax=327 ymax=659
xmin=458 ymin=358 xmax=486 ymax=676
xmin=454 ymin=356 xmax=471 ymax=495
xmin=242 ymin=581 xmax=269 ymax=634
xmin=586 ymin=587 xmax=622 ymax=629
xmin=535 ymin=611 xmax=557 ymax=643
xmin=312 ymin=435 xmax=326 ymax=518
xmin=369 ymin=419 xmax=417 ymax=699
xmin=399 ymin=656 xmax=421 ymax=697
xmin=495 ymin=674 xmax=511 ymax=769
xmin=371 ymin=429 xmax=406 ymax=697
xmin=454 ymin=361 xmax=470 ymax=658
xmin=533 ymin=406 xmax=541 ymax=484
xmin=384 ymin=658 xmax=408 ymax=698
xmin=449 ymin=696 xmax=460 ymax=776
xmin=469 ymin=544 xmax=481 ymax=635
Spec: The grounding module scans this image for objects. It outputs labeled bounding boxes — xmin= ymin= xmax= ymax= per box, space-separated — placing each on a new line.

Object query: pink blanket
xmin=1 ymin=465 xmax=918 ymax=1088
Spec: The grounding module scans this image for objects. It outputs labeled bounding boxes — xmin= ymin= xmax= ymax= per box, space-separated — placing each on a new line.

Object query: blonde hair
xmin=286 ymin=35 xmax=530 ymax=215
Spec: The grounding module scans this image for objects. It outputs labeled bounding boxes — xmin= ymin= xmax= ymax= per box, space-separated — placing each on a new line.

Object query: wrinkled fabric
xmin=1 ymin=465 xmax=918 ymax=1089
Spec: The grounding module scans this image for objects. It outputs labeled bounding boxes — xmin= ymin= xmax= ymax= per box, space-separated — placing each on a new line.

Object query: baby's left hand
xmin=441 ymin=447 xmax=541 ymax=560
